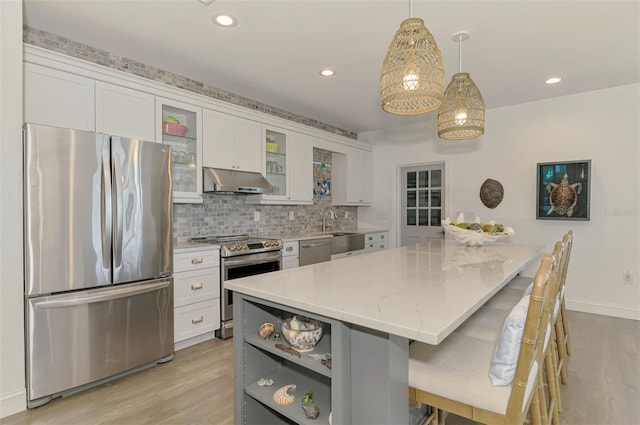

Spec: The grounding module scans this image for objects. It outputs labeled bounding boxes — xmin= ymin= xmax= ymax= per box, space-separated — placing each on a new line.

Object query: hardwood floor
xmin=3 ymin=311 xmax=638 ymax=425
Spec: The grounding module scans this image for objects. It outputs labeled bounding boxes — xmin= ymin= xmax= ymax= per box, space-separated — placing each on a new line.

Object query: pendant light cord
xmin=409 ymin=0 xmax=413 ymax=18
xmin=458 ymin=37 xmax=463 ymax=73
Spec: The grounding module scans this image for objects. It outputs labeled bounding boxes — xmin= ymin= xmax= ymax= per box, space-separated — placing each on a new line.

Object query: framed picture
xmin=536 ymin=160 xmax=591 ymax=220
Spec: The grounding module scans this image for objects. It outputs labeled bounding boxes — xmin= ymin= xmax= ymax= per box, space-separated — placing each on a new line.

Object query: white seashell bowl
xmin=443 ymin=224 xmax=514 ymax=247
xmin=281 ymin=317 xmax=323 ymax=352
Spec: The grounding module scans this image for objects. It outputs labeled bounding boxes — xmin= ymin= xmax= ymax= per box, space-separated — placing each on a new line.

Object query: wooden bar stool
xmin=409 ymin=253 xmax=559 ymax=425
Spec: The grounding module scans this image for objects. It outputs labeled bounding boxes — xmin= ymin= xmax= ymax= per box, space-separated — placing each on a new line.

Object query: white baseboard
xmin=0 ymin=388 xmax=26 ymax=419
xmin=566 ymin=299 xmax=640 ymax=321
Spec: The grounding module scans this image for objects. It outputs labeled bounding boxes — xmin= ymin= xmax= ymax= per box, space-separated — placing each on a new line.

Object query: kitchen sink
xmin=327 ymin=231 xmax=365 ymax=254
xmin=325 ymin=231 xmax=359 ymax=236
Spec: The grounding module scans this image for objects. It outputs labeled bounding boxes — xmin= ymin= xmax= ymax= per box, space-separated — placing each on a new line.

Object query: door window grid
xmin=406 ymin=170 xmax=442 ymax=227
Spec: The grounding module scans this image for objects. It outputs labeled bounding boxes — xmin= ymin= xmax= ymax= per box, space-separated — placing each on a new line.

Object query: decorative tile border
xmin=23 ymin=26 xmax=358 ymax=140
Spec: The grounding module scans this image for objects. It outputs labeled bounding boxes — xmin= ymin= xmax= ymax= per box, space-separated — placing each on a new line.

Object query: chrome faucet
xmin=322 ymin=207 xmax=337 ymax=233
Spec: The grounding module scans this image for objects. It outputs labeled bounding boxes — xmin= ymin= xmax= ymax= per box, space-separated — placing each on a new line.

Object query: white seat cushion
xmin=507 ymin=276 xmax=534 ymax=292
xmin=483 ymin=286 xmax=525 ymax=310
xmin=489 ymin=296 xmax=530 ymax=385
xmin=409 ymin=334 xmax=512 ymax=415
xmin=454 ymin=307 xmax=512 ymax=342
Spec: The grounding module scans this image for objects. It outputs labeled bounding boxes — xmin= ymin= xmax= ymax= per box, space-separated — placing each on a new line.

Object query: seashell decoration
xmin=273 ymin=384 xmax=296 ymax=405
xmin=258 ymin=322 xmax=276 ymax=339
xmin=257 ymin=378 xmax=274 ymax=386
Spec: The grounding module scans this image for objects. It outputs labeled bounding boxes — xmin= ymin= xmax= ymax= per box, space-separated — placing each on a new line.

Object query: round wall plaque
xmin=480 ymin=179 xmax=504 ymax=209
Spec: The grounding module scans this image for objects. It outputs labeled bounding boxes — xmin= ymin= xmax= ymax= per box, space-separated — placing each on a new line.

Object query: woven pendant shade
xmin=437 ymin=72 xmax=485 ymax=139
xmin=380 ymin=18 xmax=445 ymax=115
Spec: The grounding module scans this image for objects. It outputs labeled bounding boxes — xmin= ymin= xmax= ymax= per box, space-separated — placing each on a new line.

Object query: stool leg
xmin=561 ymin=301 xmax=572 ymax=356
xmin=555 ymin=318 xmax=569 ymax=384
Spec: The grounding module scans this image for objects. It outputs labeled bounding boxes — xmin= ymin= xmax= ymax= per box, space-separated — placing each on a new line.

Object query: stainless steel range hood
xmin=203 ymin=167 xmax=272 ymax=194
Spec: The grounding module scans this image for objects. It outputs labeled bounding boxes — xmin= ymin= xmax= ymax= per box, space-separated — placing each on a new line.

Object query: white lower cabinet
xmin=282 ymin=240 xmax=299 ymax=269
xmin=173 ymin=248 xmax=221 ymax=350
xmin=365 ymin=231 xmax=388 ymax=252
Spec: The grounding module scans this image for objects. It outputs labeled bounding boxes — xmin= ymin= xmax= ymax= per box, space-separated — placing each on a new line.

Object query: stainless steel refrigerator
xmin=24 ymin=123 xmax=174 ymax=408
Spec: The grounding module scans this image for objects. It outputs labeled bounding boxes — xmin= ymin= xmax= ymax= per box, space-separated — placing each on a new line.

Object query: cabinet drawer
xmin=366 ymin=242 xmax=387 ymax=252
xmin=282 ymin=256 xmax=299 ymax=270
xmin=365 ymin=232 xmax=387 ymax=243
xmin=282 ymin=241 xmax=299 ymax=257
xmin=174 ymin=249 xmax=220 ymax=273
xmin=174 ymin=268 xmax=220 ymax=308
xmin=174 ymin=300 xmax=220 ymax=343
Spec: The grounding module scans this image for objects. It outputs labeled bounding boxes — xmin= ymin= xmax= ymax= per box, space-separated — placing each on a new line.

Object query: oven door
xmin=220 ymin=250 xmax=282 ymax=338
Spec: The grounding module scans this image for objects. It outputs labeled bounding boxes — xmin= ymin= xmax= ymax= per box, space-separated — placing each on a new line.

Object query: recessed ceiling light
xmin=545 ymin=77 xmax=562 ymax=85
xmin=212 ymin=13 xmax=237 ymax=27
xmin=320 ymin=69 xmax=335 ymax=78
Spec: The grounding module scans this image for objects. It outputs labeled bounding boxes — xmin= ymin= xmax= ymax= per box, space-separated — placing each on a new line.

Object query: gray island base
xmin=233 ymin=294 xmax=411 ymax=425
xmin=229 ymin=241 xmax=545 ymax=424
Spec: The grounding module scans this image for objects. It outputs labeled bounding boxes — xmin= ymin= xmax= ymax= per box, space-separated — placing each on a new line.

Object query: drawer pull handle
xmin=380 ymin=235 xmax=385 ymax=239
xmin=191 ymin=282 xmax=203 ymax=290
xmin=192 ymin=316 xmax=204 ymax=324
xmin=286 ymin=247 xmax=294 ymax=252
xmin=191 ymin=257 xmax=204 ymax=264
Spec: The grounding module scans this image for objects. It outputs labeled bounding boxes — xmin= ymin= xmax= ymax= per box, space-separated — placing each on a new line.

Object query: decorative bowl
xmin=443 ymin=224 xmax=513 ymax=247
xmin=162 ymin=122 xmax=188 ymax=137
xmin=281 ymin=316 xmax=323 ymax=352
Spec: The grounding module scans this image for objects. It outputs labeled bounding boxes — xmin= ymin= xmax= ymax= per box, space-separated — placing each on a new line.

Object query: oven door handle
xmin=223 ymin=251 xmax=282 ymax=267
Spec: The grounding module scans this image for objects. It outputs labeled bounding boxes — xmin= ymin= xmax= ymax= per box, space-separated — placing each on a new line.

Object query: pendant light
xmin=437 ymin=31 xmax=485 ymax=140
xmin=380 ymin=0 xmax=445 ymax=115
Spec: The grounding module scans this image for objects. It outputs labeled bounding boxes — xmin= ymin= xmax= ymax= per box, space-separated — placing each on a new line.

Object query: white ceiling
xmin=23 ymin=0 xmax=640 ymax=135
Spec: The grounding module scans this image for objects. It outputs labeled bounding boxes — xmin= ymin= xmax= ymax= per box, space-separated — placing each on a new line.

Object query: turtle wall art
xmin=536 ymin=160 xmax=591 ymax=220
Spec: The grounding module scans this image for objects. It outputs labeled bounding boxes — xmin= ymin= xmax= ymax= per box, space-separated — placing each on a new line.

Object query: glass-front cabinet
xmin=247 ymin=127 xmax=314 ymax=206
xmin=263 ymin=126 xmax=288 ymax=198
xmin=156 ymin=97 xmax=202 ymax=203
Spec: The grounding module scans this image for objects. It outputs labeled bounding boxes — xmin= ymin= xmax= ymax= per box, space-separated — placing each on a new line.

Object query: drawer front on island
xmin=173 ymin=248 xmax=221 ymax=350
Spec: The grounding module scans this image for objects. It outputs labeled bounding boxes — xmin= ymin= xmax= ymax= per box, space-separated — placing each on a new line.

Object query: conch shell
xmin=273 ymin=384 xmax=296 ymax=405
xmin=258 ymin=322 xmax=276 ymax=339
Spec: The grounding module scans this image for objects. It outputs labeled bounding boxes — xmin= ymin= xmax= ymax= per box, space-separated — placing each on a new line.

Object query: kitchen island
xmin=226 ymin=239 xmax=544 ymax=424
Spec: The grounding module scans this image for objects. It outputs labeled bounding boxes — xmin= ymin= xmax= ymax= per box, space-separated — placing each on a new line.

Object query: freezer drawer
xmin=26 ymin=278 xmax=174 ymax=405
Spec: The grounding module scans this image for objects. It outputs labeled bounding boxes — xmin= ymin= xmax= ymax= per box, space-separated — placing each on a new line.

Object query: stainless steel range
xmin=191 ymin=234 xmax=283 ymax=339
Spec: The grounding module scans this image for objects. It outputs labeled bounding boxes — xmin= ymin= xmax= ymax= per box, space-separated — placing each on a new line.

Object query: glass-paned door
xmin=401 ymin=163 xmax=445 ymax=246
xmin=264 ymin=128 xmax=287 ymax=197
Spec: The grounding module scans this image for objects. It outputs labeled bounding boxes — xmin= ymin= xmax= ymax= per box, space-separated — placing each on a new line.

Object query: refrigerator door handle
xmin=113 ymin=152 xmax=124 ymax=268
xmin=32 ymin=280 xmax=171 ymax=309
xmin=101 ymin=149 xmax=112 ymax=270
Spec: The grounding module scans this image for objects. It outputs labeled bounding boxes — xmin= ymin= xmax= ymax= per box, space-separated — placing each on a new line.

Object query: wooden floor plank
xmin=2 ymin=311 xmax=638 ymax=425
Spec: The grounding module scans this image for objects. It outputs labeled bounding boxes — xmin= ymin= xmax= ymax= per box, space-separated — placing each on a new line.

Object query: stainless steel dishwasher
xmin=299 ymin=237 xmax=332 ymax=266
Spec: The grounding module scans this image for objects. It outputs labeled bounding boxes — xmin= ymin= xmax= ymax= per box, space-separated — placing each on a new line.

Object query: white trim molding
xmin=566 ymin=299 xmax=640 ymax=321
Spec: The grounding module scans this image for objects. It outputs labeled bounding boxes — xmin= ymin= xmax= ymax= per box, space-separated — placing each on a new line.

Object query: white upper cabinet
xmin=95 ymin=81 xmax=155 ymax=141
xmin=24 ymin=63 xmax=95 ymax=131
xmin=332 ymin=146 xmax=373 ymax=205
xmin=202 ymin=108 xmax=261 ymax=173
xmin=156 ymin=97 xmax=203 ymax=204
xmin=247 ymin=127 xmax=313 ymax=205
xmin=288 ymin=131 xmax=313 ymax=203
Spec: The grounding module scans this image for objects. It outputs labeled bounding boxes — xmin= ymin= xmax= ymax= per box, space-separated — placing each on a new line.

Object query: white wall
xmin=0 ymin=0 xmax=26 ymax=418
xmin=359 ymin=84 xmax=640 ymax=320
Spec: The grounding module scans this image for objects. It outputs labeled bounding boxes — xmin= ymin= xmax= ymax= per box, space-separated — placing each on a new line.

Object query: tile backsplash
xmin=173 ymin=148 xmax=357 ymax=243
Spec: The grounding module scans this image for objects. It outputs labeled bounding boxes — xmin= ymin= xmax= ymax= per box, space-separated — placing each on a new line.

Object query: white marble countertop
xmin=174 ymin=241 xmax=220 ymax=253
xmin=225 ymin=240 xmax=544 ymax=345
xmin=261 ymin=227 xmax=388 ymax=242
